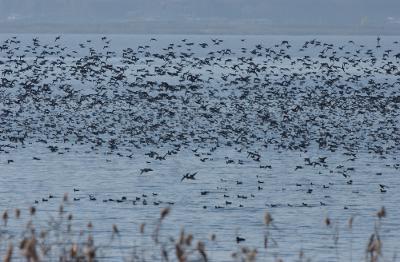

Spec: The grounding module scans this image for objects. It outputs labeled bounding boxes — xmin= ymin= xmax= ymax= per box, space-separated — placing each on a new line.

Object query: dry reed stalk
xmin=15 ymin=209 xmax=20 ymax=219
xmin=153 ymin=208 xmax=171 ymax=244
xmin=20 ymin=237 xmax=39 ymax=262
xmin=29 ymin=207 xmax=36 ymax=216
xmin=2 ymin=211 xmax=8 ymax=227
xmin=264 ymin=212 xmax=273 ymax=226
xmin=325 ymin=217 xmax=331 ymax=226
xmin=197 ymin=241 xmax=207 ymax=262
xmin=349 ymin=216 xmax=354 ymax=262
xmin=175 ymin=243 xmax=186 ymax=262
xmin=377 ymin=207 xmax=386 ymax=219
xmin=161 ymin=245 xmax=169 ymax=262
xmin=3 ymin=243 xmax=13 ymax=262
xmin=367 ymin=233 xmax=382 ymax=262
xmin=140 ymin=223 xmax=145 ymax=234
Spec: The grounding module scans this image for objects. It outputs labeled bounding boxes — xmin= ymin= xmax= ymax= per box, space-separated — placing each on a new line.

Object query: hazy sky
xmin=0 ymin=0 xmax=399 ymax=34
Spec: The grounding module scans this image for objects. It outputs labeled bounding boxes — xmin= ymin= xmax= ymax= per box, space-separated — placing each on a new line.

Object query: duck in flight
xmin=181 ymin=172 xmax=198 ymax=182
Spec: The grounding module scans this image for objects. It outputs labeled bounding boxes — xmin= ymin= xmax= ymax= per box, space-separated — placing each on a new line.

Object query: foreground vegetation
xmin=0 ymin=194 xmax=389 ymax=262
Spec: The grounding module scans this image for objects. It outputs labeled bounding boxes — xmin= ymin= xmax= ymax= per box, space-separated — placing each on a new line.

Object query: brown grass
xmin=0 ymin=197 xmax=391 ymax=262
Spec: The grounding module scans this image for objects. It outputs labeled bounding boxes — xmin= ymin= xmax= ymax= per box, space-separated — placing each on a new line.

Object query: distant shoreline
xmin=0 ymin=21 xmax=399 ymax=35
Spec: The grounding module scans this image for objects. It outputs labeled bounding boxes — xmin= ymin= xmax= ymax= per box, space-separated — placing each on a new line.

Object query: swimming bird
xmin=236 ymin=236 xmax=246 ymax=243
xmin=140 ymin=168 xmax=153 ymax=175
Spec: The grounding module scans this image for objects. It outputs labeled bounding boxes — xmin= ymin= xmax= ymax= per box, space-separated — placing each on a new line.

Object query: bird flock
xmin=0 ymin=36 xmax=400 ymax=257
xmin=1 ymin=36 xmax=399 ymax=161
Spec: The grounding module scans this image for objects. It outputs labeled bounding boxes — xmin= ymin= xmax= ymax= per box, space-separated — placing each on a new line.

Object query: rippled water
xmin=1 ymin=144 xmax=399 ymax=261
xmin=0 ymin=34 xmax=399 ymax=261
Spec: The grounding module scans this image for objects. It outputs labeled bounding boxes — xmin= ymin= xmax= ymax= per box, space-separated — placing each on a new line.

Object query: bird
xmin=236 ymin=236 xmax=246 ymax=243
xmin=0 ymin=35 xmax=398 ymax=236
xmin=140 ymin=168 xmax=153 ymax=175
xmin=181 ymin=172 xmax=198 ymax=181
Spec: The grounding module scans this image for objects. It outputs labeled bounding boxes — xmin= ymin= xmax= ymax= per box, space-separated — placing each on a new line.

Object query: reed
xmin=0 ymin=199 xmax=391 ymax=262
